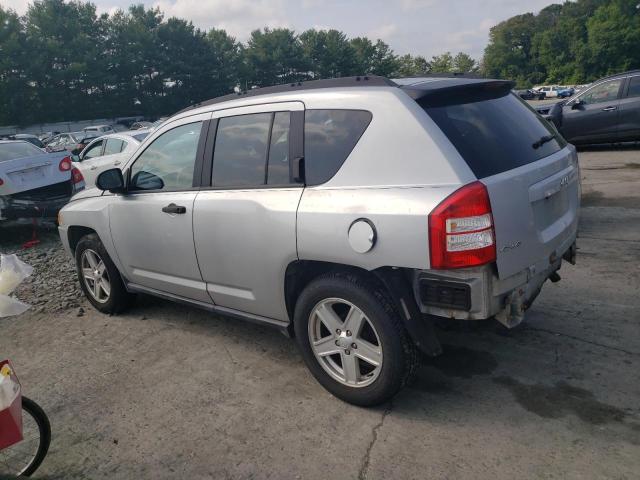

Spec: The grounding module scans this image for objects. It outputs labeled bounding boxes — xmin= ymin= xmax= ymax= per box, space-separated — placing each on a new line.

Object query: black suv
xmin=536 ymin=70 xmax=640 ymax=144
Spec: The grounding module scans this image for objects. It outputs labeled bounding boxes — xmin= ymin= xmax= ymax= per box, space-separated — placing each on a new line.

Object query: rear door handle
xmin=602 ymin=106 xmax=617 ymax=111
xmin=162 ymin=203 xmax=186 ymax=214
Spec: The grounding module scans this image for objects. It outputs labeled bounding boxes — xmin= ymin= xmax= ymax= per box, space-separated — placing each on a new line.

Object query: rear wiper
xmin=532 ymin=134 xmax=555 ymax=149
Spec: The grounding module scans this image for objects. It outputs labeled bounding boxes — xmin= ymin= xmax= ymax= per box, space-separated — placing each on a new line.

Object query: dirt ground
xmin=1 ymin=146 xmax=639 ymax=479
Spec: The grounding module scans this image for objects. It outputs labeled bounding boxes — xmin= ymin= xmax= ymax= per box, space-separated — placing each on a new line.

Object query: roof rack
xmin=177 ymin=75 xmax=397 ymax=114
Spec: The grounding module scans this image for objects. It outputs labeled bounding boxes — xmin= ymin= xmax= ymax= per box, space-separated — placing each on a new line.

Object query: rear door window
xmin=304 ymin=109 xmax=372 ymax=185
xmin=212 ymin=113 xmax=272 ymax=187
xmin=422 ymin=93 xmax=565 ymax=179
xmin=104 ymin=139 xmax=124 ymax=155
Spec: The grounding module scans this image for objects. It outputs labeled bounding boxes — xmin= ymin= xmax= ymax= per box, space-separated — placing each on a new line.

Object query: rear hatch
xmin=415 ymin=81 xmax=580 ymax=279
xmin=0 ymin=143 xmax=71 ymax=196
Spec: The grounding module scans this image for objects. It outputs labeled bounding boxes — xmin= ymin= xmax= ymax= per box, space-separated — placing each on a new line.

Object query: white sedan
xmin=73 ymin=131 xmax=150 ymax=186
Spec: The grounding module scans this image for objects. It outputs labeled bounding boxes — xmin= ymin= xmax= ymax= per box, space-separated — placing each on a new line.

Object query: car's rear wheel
xmin=75 ymin=233 xmax=134 ymax=314
xmin=294 ymin=272 xmax=417 ymax=406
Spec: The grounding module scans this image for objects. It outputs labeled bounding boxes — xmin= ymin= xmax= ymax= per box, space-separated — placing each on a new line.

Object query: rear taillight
xmin=0 ymin=177 xmax=4 ymax=186
xmin=71 ymin=167 xmax=84 ymax=184
xmin=428 ymin=181 xmax=496 ymax=269
xmin=59 ymin=156 xmax=72 ymax=171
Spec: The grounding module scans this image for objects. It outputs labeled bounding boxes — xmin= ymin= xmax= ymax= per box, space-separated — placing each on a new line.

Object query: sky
xmin=1 ymin=0 xmax=557 ymax=59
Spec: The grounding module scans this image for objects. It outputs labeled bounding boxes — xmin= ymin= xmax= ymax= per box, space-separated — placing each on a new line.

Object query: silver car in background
xmin=58 ymin=76 xmax=579 ymax=406
xmin=1 ymin=140 xmax=84 ymax=221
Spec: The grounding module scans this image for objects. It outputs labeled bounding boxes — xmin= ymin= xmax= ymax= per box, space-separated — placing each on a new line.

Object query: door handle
xmin=162 ymin=203 xmax=187 ymax=214
xmin=601 ymin=106 xmax=617 ymax=111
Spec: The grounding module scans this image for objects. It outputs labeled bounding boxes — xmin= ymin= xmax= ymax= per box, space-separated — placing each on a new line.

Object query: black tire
xmin=75 ymin=233 xmax=134 ymax=314
xmin=18 ymin=397 xmax=51 ymax=477
xmin=294 ymin=272 xmax=418 ymax=407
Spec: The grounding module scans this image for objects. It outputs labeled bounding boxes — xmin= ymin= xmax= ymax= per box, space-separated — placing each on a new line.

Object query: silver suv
xmin=58 ymin=76 xmax=579 ymax=406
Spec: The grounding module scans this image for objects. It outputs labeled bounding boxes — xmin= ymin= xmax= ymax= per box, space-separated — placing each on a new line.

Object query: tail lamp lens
xmin=71 ymin=167 xmax=84 ymax=184
xmin=428 ymin=181 xmax=496 ymax=269
xmin=59 ymin=156 xmax=72 ymax=171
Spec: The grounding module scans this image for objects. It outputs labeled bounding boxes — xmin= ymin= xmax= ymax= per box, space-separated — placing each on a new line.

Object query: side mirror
xmin=571 ymin=99 xmax=584 ymax=110
xmin=96 ymin=168 xmax=125 ymax=193
xmin=130 ymin=170 xmax=164 ymax=191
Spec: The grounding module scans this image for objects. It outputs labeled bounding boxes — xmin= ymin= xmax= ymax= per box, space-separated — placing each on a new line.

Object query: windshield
xmin=0 ymin=141 xmax=45 ymax=162
xmin=421 ymin=92 xmax=566 ymax=178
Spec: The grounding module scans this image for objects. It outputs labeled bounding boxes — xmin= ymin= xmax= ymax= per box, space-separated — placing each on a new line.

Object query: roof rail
xmin=177 ymin=75 xmax=396 ymax=114
xmin=396 ymin=72 xmax=485 ymax=79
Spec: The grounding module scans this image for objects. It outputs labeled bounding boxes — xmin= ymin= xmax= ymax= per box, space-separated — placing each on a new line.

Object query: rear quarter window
xmin=422 ymin=93 xmax=566 ymax=179
xmin=304 ymin=109 xmax=372 ymax=185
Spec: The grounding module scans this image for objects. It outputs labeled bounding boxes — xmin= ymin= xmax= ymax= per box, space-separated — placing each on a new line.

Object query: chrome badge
xmin=500 ymin=241 xmax=522 ymax=253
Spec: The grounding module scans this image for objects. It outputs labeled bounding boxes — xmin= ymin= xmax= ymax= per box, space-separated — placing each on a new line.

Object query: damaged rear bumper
xmin=413 ymin=240 xmax=577 ymax=328
xmin=0 ymin=181 xmax=74 ymax=220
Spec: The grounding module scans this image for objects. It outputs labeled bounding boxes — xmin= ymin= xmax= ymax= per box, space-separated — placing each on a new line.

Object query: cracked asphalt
xmin=1 ymin=146 xmax=639 ymax=479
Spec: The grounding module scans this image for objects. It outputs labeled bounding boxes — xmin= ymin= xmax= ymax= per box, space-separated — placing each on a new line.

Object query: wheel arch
xmin=283 ymin=260 xmax=441 ymax=356
xmin=66 ymin=225 xmax=98 ymax=254
xmin=284 ymin=261 xmax=384 ymax=327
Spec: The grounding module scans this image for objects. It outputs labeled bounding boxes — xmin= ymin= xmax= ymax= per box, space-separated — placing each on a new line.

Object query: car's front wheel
xmin=294 ymin=272 xmax=418 ymax=406
xmin=75 ymin=233 xmax=134 ymax=314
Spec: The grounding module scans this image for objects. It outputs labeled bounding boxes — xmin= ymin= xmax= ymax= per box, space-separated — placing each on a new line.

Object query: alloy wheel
xmin=308 ymin=298 xmax=383 ymax=388
xmin=80 ymin=249 xmax=111 ymax=303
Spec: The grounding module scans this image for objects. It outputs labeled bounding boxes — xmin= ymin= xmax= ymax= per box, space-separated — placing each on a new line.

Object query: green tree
xmin=430 ymin=52 xmax=454 ymax=72
xmin=0 ymin=6 xmax=29 ymax=125
xmin=587 ymin=0 xmax=640 ymax=75
xmin=452 ymin=52 xmax=478 ymax=73
xmin=23 ymin=0 xmax=107 ymax=122
xmin=394 ymin=54 xmax=430 ymax=76
xmin=300 ymin=29 xmax=357 ymax=78
xmin=350 ymin=37 xmax=399 ymax=76
xmin=243 ymin=28 xmax=307 ymax=87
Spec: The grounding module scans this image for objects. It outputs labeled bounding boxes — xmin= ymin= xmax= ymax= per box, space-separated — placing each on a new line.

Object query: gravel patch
xmin=1 ymin=221 xmax=85 ymax=315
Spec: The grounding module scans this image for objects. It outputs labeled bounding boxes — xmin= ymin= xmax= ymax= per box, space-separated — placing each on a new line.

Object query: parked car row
xmin=531 ymin=85 xmax=585 ymax=99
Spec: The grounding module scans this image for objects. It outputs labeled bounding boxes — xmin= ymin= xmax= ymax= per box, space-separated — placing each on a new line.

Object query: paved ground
xmin=1 ymin=146 xmax=639 ymax=479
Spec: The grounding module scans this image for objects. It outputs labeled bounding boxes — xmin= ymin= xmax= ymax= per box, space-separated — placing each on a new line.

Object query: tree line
xmin=483 ymin=0 xmax=640 ymax=87
xmin=0 ymin=0 xmax=478 ymax=126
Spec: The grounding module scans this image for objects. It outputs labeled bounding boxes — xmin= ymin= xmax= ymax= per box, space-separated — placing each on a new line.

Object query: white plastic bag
xmin=0 ymin=367 xmax=20 ymax=410
xmin=0 ymin=254 xmax=33 ymax=317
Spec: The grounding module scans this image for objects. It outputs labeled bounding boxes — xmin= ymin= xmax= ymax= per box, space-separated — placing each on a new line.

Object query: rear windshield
xmin=422 ymin=93 xmax=565 ymax=179
xmin=0 ymin=141 xmax=44 ymax=162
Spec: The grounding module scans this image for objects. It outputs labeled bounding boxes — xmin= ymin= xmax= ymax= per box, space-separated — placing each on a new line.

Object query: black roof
xmin=177 ymin=74 xmax=514 ymax=114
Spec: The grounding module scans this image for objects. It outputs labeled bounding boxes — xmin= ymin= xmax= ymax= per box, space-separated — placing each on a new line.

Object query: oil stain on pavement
xmin=493 ymin=376 xmax=627 ymax=425
xmin=428 ymin=345 xmax=498 ymax=379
